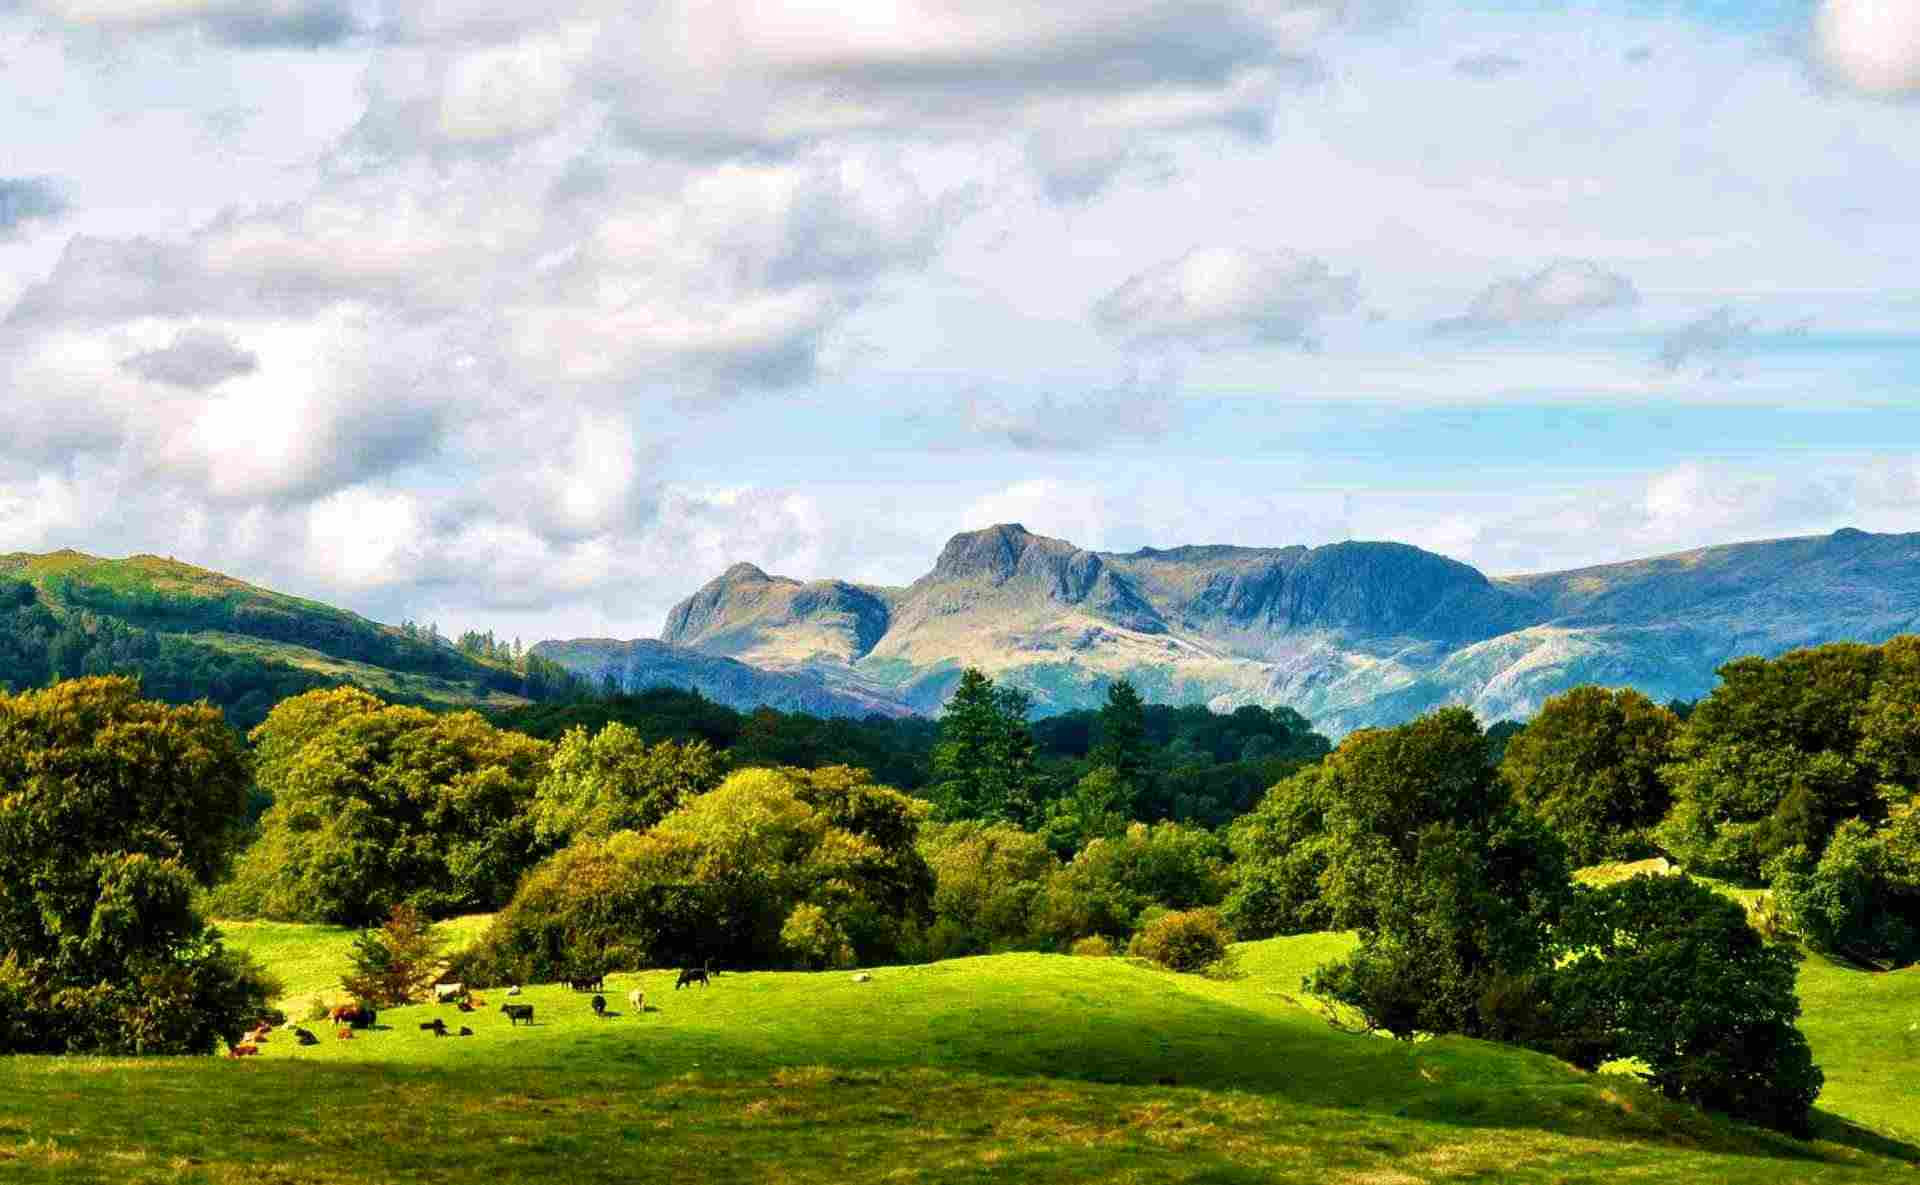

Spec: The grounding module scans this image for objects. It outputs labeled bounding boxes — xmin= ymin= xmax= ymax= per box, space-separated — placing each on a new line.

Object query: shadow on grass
xmin=1812 ymin=1112 xmax=1920 ymax=1165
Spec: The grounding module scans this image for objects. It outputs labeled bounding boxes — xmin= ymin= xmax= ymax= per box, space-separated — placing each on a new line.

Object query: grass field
xmin=2 ymin=923 xmax=1917 ymax=1184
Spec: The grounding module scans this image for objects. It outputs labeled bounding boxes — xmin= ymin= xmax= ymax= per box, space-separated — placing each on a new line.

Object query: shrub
xmin=1128 ymin=908 xmax=1232 ymax=973
xmin=1070 ymin=936 xmax=1114 ymax=958
xmin=340 ymin=904 xmax=446 ymax=1007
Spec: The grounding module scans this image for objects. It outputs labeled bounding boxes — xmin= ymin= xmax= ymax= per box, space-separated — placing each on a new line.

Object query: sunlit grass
xmin=2 ymin=925 xmax=1913 ymax=1183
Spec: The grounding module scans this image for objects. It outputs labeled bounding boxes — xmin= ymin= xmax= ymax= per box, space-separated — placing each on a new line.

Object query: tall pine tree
xmin=932 ymin=669 xmax=1042 ymax=824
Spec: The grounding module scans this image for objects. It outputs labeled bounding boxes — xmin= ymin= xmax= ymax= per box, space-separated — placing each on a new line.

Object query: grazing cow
xmin=568 ymin=973 xmax=605 ymax=992
xmin=419 ymin=1018 xmax=448 ymax=1036
xmin=433 ymin=982 xmax=465 ymax=1003
xmin=336 ymin=1028 xmax=355 ymax=1040
xmin=590 ymin=994 xmax=607 ymax=1017
xmin=228 ymin=1043 xmax=260 ymax=1058
xmin=627 ymin=989 xmax=645 ymax=1013
xmin=330 ymin=1004 xmax=377 ymax=1029
xmin=675 ymin=963 xmax=710 ymax=990
xmin=294 ymin=1028 xmax=319 ymax=1046
xmin=500 ymin=1003 xmax=534 ymax=1026
xmin=457 ymin=1026 xmax=473 ymax=1037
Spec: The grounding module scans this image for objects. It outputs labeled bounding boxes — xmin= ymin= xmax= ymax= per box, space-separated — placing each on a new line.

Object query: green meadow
xmin=1 ymin=925 xmax=1915 ymax=1184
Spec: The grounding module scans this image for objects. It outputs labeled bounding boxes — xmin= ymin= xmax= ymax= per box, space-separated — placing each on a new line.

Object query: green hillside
xmin=0 ymin=550 xmax=557 ymax=727
xmin=1 ymin=928 xmax=1911 ymax=1184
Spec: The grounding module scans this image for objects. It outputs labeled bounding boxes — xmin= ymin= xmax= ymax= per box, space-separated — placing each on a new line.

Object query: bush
xmin=1128 ymin=908 xmax=1232 ymax=973
xmin=1070 ymin=935 xmax=1114 ymax=958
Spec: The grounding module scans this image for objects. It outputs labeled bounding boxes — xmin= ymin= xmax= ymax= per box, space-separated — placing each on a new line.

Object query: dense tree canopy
xmin=1498 ymin=686 xmax=1679 ymax=867
xmin=0 ymin=677 xmax=277 ymax=1054
xmin=212 ymin=689 xmax=552 ymax=924
xmin=1658 ymin=643 xmax=1889 ymax=880
xmin=530 ymin=724 xmax=727 ymax=846
xmin=458 ymin=765 xmax=933 ymax=982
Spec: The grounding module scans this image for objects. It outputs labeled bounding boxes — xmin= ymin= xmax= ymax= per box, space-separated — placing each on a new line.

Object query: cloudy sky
xmin=3 ymin=0 xmax=1919 ymax=642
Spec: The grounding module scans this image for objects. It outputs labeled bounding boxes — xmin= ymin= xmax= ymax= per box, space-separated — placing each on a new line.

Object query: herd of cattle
xmin=225 ymin=965 xmax=715 ymax=1058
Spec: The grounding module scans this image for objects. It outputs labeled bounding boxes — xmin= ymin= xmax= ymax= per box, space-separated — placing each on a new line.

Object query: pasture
xmin=0 ymin=927 xmax=1915 ymax=1184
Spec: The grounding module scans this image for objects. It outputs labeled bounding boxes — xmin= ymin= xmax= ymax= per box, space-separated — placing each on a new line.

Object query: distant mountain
xmin=529 ymin=637 xmax=914 ymax=719
xmin=546 ymin=523 xmax=1920 ymax=734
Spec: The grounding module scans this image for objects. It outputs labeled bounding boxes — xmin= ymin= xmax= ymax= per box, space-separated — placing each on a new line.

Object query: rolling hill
xmin=0 ymin=550 xmax=548 ymax=726
xmin=6 ymin=923 xmax=1910 ymax=1183
xmin=543 ymin=523 xmax=1920 ymax=733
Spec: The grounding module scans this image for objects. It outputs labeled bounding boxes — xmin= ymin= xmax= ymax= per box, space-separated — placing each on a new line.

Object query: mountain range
xmin=537 ymin=523 xmax=1920 ymax=735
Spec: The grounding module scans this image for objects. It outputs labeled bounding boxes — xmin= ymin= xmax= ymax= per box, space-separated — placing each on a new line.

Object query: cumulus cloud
xmin=0 ymin=177 xmax=69 ymax=240
xmin=1435 ymin=259 xmax=1638 ymax=333
xmin=30 ymin=0 xmax=357 ymax=46
xmin=1094 ymin=247 xmax=1360 ymax=350
xmin=120 ymin=327 xmax=258 ymax=389
xmin=1815 ymin=0 xmax=1920 ymax=97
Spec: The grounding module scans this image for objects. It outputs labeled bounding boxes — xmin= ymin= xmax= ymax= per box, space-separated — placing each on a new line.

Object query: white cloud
xmin=1815 ymin=0 xmax=1920 ymax=97
xmin=1093 ymin=246 xmax=1360 ymax=349
xmin=1436 ymin=260 xmax=1638 ymax=332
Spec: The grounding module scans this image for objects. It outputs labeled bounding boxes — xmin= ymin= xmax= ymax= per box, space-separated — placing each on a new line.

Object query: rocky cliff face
xmin=539 ymin=524 xmax=1920 ymax=735
xmin=660 ymin=562 xmax=896 ymax=667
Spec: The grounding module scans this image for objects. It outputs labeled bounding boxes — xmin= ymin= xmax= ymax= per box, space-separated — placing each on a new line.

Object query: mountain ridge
xmin=554 ymin=522 xmax=1920 ymax=734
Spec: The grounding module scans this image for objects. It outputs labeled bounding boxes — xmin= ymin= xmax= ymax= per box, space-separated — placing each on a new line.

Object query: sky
xmin=2 ymin=0 xmax=1918 ymax=643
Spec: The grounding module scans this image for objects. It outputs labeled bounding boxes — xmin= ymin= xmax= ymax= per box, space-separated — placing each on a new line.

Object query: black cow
xmin=590 ymin=994 xmax=607 ymax=1017
xmin=675 ymin=964 xmax=710 ymax=989
xmin=568 ymin=973 xmax=605 ymax=992
xmin=457 ymin=1026 xmax=474 ymax=1037
xmin=420 ymin=1018 xmax=448 ymax=1036
xmin=500 ymin=1003 xmax=535 ymax=1026
xmin=293 ymin=1027 xmax=319 ymax=1046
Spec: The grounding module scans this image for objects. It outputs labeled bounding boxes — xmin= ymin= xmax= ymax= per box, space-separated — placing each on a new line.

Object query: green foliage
xmin=1222 ymin=762 xmax=1338 ymax=938
xmin=1093 ymin=678 xmax=1150 ymax=789
xmin=1032 ymin=822 xmax=1230 ymax=948
xmin=1773 ymin=806 xmax=1920 ymax=968
xmin=214 ymin=689 xmax=552 ymax=924
xmin=0 ymin=676 xmax=277 ymax=1053
xmin=1127 ymin=908 xmax=1232 ymax=973
xmin=1041 ymin=764 xmax=1134 ymax=854
xmin=1272 ymin=709 xmax=1571 ymax=1039
xmin=1550 ymin=874 xmax=1824 ymax=1136
xmin=340 ymin=904 xmax=447 ymax=1007
xmin=930 ymin=669 xmax=1043 ymax=824
xmin=531 ymin=724 xmax=727 ymax=846
xmin=1658 ymin=643 xmax=1888 ymax=880
xmin=461 ymin=766 xmax=934 ymax=982
xmin=1499 ymin=686 xmax=1679 ymax=866
xmin=916 ymin=820 xmax=1057 ymax=958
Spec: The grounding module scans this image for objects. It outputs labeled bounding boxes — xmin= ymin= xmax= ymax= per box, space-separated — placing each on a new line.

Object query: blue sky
xmin=1 ymin=0 xmax=1917 ymax=640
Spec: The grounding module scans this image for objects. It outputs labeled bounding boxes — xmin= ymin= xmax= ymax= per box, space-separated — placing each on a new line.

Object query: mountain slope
xmin=543 ymin=524 xmax=1920 ymax=734
xmin=0 ymin=550 xmax=543 ymax=725
xmin=531 ymin=637 xmax=914 ymax=718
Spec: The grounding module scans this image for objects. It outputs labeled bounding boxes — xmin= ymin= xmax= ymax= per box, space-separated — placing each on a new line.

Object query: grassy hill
xmin=0 ymin=550 xmax=541 ymax=727
xmin=1 ymin=928 xmax=1912 ymax=1183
